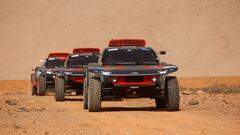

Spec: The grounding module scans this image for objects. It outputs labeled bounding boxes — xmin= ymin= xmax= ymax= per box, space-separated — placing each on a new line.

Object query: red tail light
xmin=69 ymin=76 xmax=84 ymax=83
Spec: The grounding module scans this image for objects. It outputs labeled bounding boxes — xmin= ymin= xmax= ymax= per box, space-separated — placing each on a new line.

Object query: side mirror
xmin=40 ymin=59 xmax=46 ymax=63
xmin=159 ymin=51 xmax=166 ymax=55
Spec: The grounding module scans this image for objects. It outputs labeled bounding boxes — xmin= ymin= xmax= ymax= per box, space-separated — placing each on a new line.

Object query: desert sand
xmin=0 ymin=0 xmax=240 ymax=79
xmin=0 ymin=90 xmax=239 ymax=135
xmin=0 ymin=0 xmax=240 ymax=135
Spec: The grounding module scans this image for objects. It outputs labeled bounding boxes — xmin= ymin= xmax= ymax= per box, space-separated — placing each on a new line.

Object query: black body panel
xmin=87 ymin=47 xmax=178 ymax=99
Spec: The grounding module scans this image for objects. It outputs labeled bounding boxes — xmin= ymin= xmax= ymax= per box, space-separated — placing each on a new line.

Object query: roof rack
xmin=48 ymin=52 xmax=69 ymax=58
xmin=109 ymin=39 xmax=146 ymax=47
xmin=72 ymin=48 xmax=100 ymax=54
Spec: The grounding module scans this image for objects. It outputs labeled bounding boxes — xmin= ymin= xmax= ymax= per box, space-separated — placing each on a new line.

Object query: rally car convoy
xmin=31 ymin=52 xmax=69 ymax=96
xmin=54 ymin=48 xmax=100 ymax=101
xmin=31 ymin=39 xmax=179 ymax=112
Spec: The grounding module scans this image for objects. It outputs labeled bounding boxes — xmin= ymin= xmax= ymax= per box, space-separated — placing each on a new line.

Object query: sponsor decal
xmin=71 ymin=54 xmax=79 ymax=57
xmin=108 ymin=48 xmax=118 ymax=51
xmin=130 ymin=86 xmax=139 ymax=89
xmin=131 ymin=72 xmax=139 ymax=74
xmin=48 ymin=58 xmax=56 ymax=60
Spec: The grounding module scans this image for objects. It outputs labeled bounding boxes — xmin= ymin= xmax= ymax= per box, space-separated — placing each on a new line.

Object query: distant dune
xmin=0 ymin=0 xmax=240 ymax=79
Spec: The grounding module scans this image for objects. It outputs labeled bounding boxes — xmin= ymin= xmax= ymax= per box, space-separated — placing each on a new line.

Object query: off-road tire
xmin=31 ymin=74 xmax=37 ymax=96
xmin=155 ymin=98 xmax=166 ymax=109
xmin=38 ymin=76 xmax=47 ymax=96
xmin=32 ymin=85 xmax=37 ymax=96
xmin=83 ymin=78 xmax=88 ymax=109
xmin=165 ymin=76 xmax=180 ymax=111
xmin=55 ymin=76 xmax=65 ymax=101
xmin=88 ymin=77 xmax=101 ymax=112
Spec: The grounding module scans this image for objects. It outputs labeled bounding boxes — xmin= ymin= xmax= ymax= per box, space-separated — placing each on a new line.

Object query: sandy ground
xmin=0 ymin=89 xmax=239 ymax=135
xmin=0 ymin=0 xmax=240 ymax=79
xmin=0 ymin=0 xmax=240 ymax=134
xmin=1 ymin=77 xmax=240 ymax=92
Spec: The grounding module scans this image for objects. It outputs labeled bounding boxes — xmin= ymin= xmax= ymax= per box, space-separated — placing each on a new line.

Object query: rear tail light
xmin=69 ymin=76 xmax=84 ymax=83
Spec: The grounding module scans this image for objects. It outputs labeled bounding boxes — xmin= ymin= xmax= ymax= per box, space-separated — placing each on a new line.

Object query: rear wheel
xmin=31 ymin=74 xmax=37 ymax=96
xmin=55 ymin=76 xmax=65 ymax=101
xmin=32 ymin=85 xmax=37 ymax=96
xmin=88 ymin=77 xmax=101 ymax=112
xmin=165 ymin=76 xmax=180 ymax=111
xmin=38 ymin=76 xmax=47 ymax=96
xmin=83 ymin=78 xmax=88 ymax=109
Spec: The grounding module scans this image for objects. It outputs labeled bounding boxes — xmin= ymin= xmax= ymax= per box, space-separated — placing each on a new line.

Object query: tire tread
xmin=166 ymin=76 xmax=180 ymax=111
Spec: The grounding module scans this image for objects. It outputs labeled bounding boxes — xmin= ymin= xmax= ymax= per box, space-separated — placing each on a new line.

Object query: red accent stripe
xmin=116 ymin=82 xmax=153 ymax=85
xmin=143 ymin=65 xmax=151 ymax=69
xmin=110 ymin=75 xmax=158 ymax=85
xmin=116 ymin=66 xmax=124 ymax=70
xmin=103 ymin=66 xmax=111 ymax=69
xmin=69 ymin=76 xmax=84 ymax=83
xmin=154 ymin=65 xmax=163 ymax=68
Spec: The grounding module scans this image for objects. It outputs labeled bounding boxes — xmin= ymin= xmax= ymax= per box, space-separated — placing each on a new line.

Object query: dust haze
xmin=0 ymin=1 xmax=240 ymax=135
xmin=0 ymin=0 xmax=240 ymax=79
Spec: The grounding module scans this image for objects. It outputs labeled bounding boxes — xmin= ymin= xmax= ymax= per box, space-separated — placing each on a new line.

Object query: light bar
xmin=109 ymin=39 xmax=146 ymax=47
xmin=48 ymin=52 xmax=69 ymax=58
xmin=72 ymin=48 xmax=100 ymax=54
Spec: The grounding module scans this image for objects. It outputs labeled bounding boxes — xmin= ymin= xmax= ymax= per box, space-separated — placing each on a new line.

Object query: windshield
xmin=45 ymin=58 xmax=65 ymax=68
xmin=102 ymin=47 xmax=159 ymax=65
xmin=66 ymin=54 xmax=99 ymax=68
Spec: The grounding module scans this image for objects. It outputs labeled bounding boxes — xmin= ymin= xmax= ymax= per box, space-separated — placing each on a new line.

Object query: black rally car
xmin=31 ymin=52 xmax=69 ymax=96
xmin=84 ymin=39 xmax=179 ymax=112
xmin=54 ymin=48 xmax=100 ymax=101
